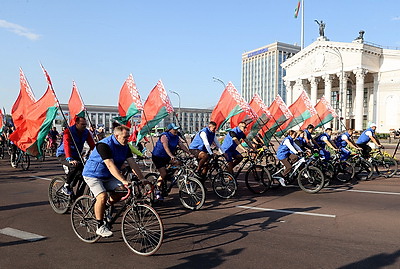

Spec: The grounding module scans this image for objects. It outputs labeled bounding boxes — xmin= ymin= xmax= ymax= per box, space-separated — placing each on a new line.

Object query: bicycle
xmin=134 ymin=141 xmax=156 ymax=173
xmin=232 ymin=150 xmax=272 ymax=194
xmin=11 ymin=148 xmax=30 ymax=170
xmin=270 ymin=153 xmax=325 ymax=194
xmin=348 ymin=149 xmax=373 ymax=181
xmin=70 ymin=184 xmax=164 ymax=256
xmin=201 ymin=154 xmax=237 ymax=199
xmin=145 ymin=157 xmax=206 ymax=210
xmin=0 ymin=142 xmax=5 ymax=159
xmin=48 ymin=164 xmax=89 ymax=214
xmin=369 ymin=148 xmax=398 ymax=178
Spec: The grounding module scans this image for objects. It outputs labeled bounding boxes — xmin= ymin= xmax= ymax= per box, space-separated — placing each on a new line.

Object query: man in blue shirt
xmin=221 ymin=121 xmax=254 ymax=174
xmin=356 ymin=123 xmax=382 ymax=158
xmin=83 ymin=125 xmax=144 ymax=237
xmin=335 ymin=128 xmax=361 ymax=160
xmin=314 ymin=128 xmax=339 ymax=161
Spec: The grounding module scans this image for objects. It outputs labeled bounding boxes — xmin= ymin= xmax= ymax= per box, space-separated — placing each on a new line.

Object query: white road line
xmin=30 ymin=176 xmax=52 ymax=181
xmin=0 ymin=227 xmax=46 ymax=242
xmin=237 ymin=205 xmax=336 ymax=218
xmin=326 ymin=188 xmax=400 ymax=196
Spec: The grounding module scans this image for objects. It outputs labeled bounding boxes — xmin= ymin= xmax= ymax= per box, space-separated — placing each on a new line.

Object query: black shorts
xmin=152 ymin=155 xmax=171 ymax=169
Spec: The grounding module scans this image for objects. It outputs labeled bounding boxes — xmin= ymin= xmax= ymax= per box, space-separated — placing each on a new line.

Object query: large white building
xmin=241 ymin=42 xmax=301 ymax=105
xmin=281 ymin=36 xmax=400 ymax=132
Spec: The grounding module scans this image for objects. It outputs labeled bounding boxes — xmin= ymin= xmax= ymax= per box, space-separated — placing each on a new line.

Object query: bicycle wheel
xmin=212 ymin=171 xmax=237 ymax=199
xmin=70 ymin=195 xmax=101 ymax=243
xmin=0 ymin=146 xmax=4 ymax=159
xmin=178 ymin=176 xmax=205 ymax=210
xmin=21 ymin=154 xmax=30 ymax=171
xmin=335 ymin=161 xmax=355 ymax=183
xmin=244 ymin=165 xmax=271 ymax=194
xmin=297 ymin=166 xmax=325 ymax=194
xmin=354 ymin=159 xmax=373 ymax=180
xmin=122 ymin=204 xmax=164 ymax=256
xmin=374 ymin=156 xmax=398 ymax=178
xmin=48 ymin=176 xmax=72 ymax=214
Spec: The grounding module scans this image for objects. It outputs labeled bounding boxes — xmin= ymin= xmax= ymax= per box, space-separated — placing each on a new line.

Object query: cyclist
xmin=82 ymin=125 xmax=144 ymax=237
xmin=189 ymin=121 xmax=224 ymax=180
xmin=7 ymin=126 xmax=18 ymax=167
xmin=356 ymin=123 xmax=383 ymax=159
xmin=276 ymin=130 xmax=304 ymax=186
xmin=221 ymin=121 xmax=255 ymax=175
xmin=303 ymin=124 xmax=318 ymax=148
xmin=47 ymin=127 xmax=60 ymax=150
xmin=56 ymin=117 xmax=95 ymax=195
xmin=335 ymin=128 xmax=361 ymax=161
xmin=314 ymin=128 xmax=339 ymax=161
xmin=151 ymin=123 xmax=192 ymax=200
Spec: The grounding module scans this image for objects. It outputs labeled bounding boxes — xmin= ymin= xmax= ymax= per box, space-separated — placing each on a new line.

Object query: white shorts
xmin=83 ymin=176 xmax=123 ymax=197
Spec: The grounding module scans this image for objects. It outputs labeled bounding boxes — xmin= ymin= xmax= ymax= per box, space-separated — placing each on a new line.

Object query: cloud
xmin=0 ymin=19 xmax=40 ymax=40
xmin=392 ymin=16 xmax=400 ymax=21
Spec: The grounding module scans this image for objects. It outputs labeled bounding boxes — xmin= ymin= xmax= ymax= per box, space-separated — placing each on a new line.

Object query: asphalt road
xmin=1 ymin=153 xmax=400 ymax=269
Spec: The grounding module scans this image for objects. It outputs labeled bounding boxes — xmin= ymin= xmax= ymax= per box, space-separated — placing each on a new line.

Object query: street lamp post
xmin=325 ymin=47 xmax=344 ymax=131
xmin=212 ymin=77 xmax=226 ymax=89
xmin=169 ymin=90 xmax=181 ymax=121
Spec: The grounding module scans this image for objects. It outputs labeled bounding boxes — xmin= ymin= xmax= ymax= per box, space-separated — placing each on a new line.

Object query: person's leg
xmin=232 ymin=153 xmax=243 ymax=170
xmin=197 ymin=151 xmax=210 ymax=175
xmin=281 ymin=158 xmax=292 ymax=177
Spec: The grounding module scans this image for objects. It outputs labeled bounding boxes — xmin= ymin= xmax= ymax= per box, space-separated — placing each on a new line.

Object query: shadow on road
xmin=0 ymin=201 xmax=49 ymax=211
xmin=338 ymin=249 xmax=400 ymax=269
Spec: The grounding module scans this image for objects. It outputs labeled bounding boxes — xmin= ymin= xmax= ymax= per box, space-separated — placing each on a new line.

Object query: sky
xmin=1 ymin=0 xmax=399 ymax=114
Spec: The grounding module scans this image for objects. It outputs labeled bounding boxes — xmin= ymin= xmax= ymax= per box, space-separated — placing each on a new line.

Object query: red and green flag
xmin=245 ymin=94 xmax=272 ymax=140
xmin=301 ymin=96 xmax=338 ymax=129
xmin=212 ymin=82 xmax=257 ymax=130
xmin=275 ymin=90 xmax=317 ymax=137
xmin=294 ymin=0 xmax=301 ymax=18
xmin=259 ymin=95 xmax=292 ymax=145
xmin=114 ymin=74 xmax=143 ymax=125
xmin=0 ymin=109 xmax=4 ymax=132
xmin=68 ymin=81 xmax=86 ymax=125
xmin=10 ymin=67 xmax=59 ymax=157
xmin=136 ymin=80 xmax=174 ymax=143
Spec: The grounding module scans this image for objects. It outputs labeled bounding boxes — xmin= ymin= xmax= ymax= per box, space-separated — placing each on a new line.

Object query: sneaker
xmin=96 ymin=224 xmax=113 ymax=237
xmin=60 ymin=185 xmax=72 ymax=196
xmin=155 ymin=190 xmax=164 ymax=201
xmin=278 ymin=177 xmax=287 ymax=187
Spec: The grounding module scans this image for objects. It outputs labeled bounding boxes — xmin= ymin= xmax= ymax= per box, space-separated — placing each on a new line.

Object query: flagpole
xmin=301 ymin=0 xmax=305 ymax=49
xmin=39 ymin=63 xmax=85 ymax=164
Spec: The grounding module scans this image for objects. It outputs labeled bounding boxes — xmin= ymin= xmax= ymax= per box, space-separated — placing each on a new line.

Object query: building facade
xmin=241 ymin=42 xmax=301 ymax=105
xmin=281 ymin=37 xmax=400 ymax=132
xmin=54 ymin=104 xmax=211 ymax=135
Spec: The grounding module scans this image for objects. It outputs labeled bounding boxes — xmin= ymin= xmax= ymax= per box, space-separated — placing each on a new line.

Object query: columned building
xmin=281 ymin=37 xmax=400 ymax=132
xmin=241 ymin=42 xmax=301 ymax=105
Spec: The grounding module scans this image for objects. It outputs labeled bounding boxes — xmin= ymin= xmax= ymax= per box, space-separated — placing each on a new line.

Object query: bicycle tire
xmin=178 ymin=176 xmax=205 ymax=210
xmin=297 ymin=166 xmax=325 ymax=194
xmin=354 ymin=159 xmax=373 ymax=180
xmin=244 ymin=165 xmax=271 ymax=194
xmin=48 ymin=176 xmax=72 ymax=214
xmin=21 ymin=154 xmax=30 ymax=171
xmin=335 ymin=161 xmax=355 ymax=183
xmin=0 ymin=147 xmax=4 ymax=159
xmin=70 ymin=195 xmax=101 ymax=243
xmin=374 ymin=156 xmax=398 ymax=178
xmin=212 ymin=171 xmax=237 ymax=199
xmin=121 ymin=204 xmax=164 ymax=256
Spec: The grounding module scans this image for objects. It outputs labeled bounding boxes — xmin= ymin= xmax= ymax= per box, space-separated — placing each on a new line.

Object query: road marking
xmin=237 ymin=205 xmax=336 ymax=218
xmin=30 ymin=176 xmax=52 ymax=181
xmin=0 ymin=227 xmax=46 ymax=242
xmin=326 ymin=188 xmax=400 ymax=196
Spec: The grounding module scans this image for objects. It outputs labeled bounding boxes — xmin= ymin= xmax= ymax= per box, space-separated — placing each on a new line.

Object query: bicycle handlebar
xmin=120 ymin=184 xmax=131 ymax=201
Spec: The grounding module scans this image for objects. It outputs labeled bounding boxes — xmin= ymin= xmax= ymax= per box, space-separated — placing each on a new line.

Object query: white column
xmin=354 ymin=68 xmax=368 ymax=131
xmin=372 ymin=73 xmax=379 ymax=124
xmin=284 ymin=79 xmax=293 ymax=105
xmin=308 ymin=76 xmax=320 ymax=105
xmin=337 ymin=72 xmax=350 ymax=119
xmin=293 ymin=78 xmax=304 ymax=102
xmin=322 ymin=74 xmax=333 ymax=102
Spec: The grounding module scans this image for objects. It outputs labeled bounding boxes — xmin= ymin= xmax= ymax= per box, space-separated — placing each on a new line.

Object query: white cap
xmin=370 ymin=123 xmax=377 ymax=128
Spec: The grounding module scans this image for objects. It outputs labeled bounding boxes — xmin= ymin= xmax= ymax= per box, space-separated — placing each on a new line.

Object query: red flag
xmin=114 ymin=74 xmax=143 ymax=125
xmin=40 ymin=63 xmax=53 ymax=88
xmin=136 ymin=80 xmax=174 ymax=142
xmin=12 ymin=68 xmax=37 ymax=128
xmin=0 ymin=109 xmax=4 ymax=131
xmin=211 ymin=82 xmax=257 ymax=130
xmin=68 ymin=81 xmax=86 ymax=125
xmin=275 ymin=90 xmax=317 ymax=136
xmin=244 ymin=94 xmax=272 ymax=139
xmin=300 ymin=96 xmax=338 ymax=129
